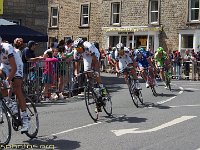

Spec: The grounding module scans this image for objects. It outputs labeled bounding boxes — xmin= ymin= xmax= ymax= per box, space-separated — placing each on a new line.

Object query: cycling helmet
xmin=157 ymin=47 xmax=164 ymax=53
xmin=134 ymin=49 xmax=142 ymax=56
xmin=14 ymin=38 xmax=24 ymax=48
xmin=73 ymin=38 xmax=84 ymax=48
xmin=112 ymin=47 xmax=117 ymax=51
xmin=116 ymin=43 xmax=124 ymax=50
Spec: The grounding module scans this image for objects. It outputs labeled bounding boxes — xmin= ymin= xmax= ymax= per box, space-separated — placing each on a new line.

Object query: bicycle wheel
xmin=137 ymin=90 xmax=144 ymax=105
xmin=25 ymin=97 xmax=39 ymax=138
xmin=84 ymin=86 xmax=99 ymax=122
xmin=0 ymin=105 xmax=11 ymax=146
xmin=102 ymin=87 xmax=112 ymax=116
xmin=127 ymin=78 xmax=139 ymax=108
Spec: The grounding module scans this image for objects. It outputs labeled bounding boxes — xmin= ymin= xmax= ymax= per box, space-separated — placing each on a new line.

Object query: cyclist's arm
xmin=7 ymin=56 xmax=17 ymax=83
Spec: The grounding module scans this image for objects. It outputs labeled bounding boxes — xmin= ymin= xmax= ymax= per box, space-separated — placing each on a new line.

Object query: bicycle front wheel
xmin=84 ymin=86 xmax=99 ymax=122
xmin=102 ymin=87 xmax=112 ymax=116
xmin=25 ymin=97 xmax=39 ymax=138
xmin=0 ymin=106 xmax=11 ymax=146
xmin=128 ymin=78 xmax=139 ymax=108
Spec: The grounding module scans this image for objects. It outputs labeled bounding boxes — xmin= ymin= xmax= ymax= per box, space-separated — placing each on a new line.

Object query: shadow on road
xmin=24 ymin=135 xmax=80 ymax=150
xmin=104 ymin=114 xmax=147 ymax=124
xmin=143 ymin=102 xmax=171 ymax=109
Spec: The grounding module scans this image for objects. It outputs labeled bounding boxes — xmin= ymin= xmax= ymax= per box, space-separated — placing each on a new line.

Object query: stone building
xmin=0 ymin=0 xmax=48 ymax=55
xmin=49 ymin=0 xmax=200 ymax=54
xmin=48 ymin=0 xmax=102 ymax=46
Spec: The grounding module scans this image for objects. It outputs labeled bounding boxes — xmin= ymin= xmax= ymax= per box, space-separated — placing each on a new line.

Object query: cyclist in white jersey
xmin=0 ymin=38 xmax=29 ymax=133
xmin=73 ymin=38 xmax=106 ymax=91
xmin=115 ymin=43 xmax=141 ymax=89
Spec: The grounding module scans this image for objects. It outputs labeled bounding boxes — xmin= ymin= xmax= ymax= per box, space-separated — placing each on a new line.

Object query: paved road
xmin=6 ymin=73 xmax=200 ymax=150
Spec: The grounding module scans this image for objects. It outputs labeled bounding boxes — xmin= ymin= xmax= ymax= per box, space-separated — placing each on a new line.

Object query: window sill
xmin=48 ymin=27 xmax=59 ymax=30
xmin=186 ymin=21 xmax=200 ymax=24
xmin=149 ymin=22 xmax=160 ymax=26
xmin=79 ymin=25 xmax=90 ymax=28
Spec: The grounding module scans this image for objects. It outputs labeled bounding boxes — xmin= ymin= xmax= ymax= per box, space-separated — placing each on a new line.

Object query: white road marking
xmin=184 ymin=88 xmax=200 ymax=91
xmin=43 ymin=122 xmax=102 ymax=138
xmin=111 ymin=116 xmax=197 ymax=136
xmin=169 ymin=104 xmax=200 ymax=108
xmin=178 ymin=87 xmax=184 ymax=94
xmin=157 ymin=96 xmax=177 ymax=104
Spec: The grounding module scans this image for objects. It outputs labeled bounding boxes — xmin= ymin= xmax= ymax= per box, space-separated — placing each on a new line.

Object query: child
xmin=42 ymin=51 xmax=58 ymax=101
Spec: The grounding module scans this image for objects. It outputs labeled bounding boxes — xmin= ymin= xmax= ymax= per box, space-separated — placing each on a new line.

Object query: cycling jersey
xmin=134 ymin=53 xmax=149 ymax=68
xmin=154 ymin=51 xmax=168 ymax=67
xmin=115 ymin=50 xmax=133 ymax=71
xmin=74 ymin=41 xmax=100 ymax=71
xmin=0 ymin=43 xmax=23 ymax=77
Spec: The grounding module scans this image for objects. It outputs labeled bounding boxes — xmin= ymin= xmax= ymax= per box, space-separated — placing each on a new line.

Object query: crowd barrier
xmin=171 ymin=60 xmax=200 ymax=80
xmin=23 ymin=60 xmax=85 ymax=102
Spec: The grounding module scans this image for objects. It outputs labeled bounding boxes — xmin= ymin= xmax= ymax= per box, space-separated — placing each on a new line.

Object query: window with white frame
xmin=50 ymin=7 xmax=58 ymax=27
xmin=189 ymin=0 xmax=199 ymax=21
xmin=149 ymin=0 xmax=159 ymax=24
xmin=111 ymin=2 xmax=120 ymax=25
xmin=80 ymin=4 xmax=90 ymax=26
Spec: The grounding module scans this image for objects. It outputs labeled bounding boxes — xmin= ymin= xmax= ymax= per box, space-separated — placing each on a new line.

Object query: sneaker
xmin=51 ymin=93 xmax=58 ymax=99
xmin=46 ymin=97 xmax=52 ymax=102
xmin=146 ymin=82 xmax=150 ymax=88
xmin=21 ymin=112 xmax=29 ymax=133
xmin=58 ymin=93 xmax=64 ymax=100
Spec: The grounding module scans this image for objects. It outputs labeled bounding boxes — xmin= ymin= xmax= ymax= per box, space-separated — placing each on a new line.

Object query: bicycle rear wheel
xmin=0 ymin=105 xmax=11 ymax=146
xmin=128 ymin=78 xmax=139 ymax=108
xmin=84 ymin=86 xmax=99 ymax=122
xmin=102 ymin=87 xmax=112 ymax=116
xmin=25 ymin=97 xmax=39 ymax=138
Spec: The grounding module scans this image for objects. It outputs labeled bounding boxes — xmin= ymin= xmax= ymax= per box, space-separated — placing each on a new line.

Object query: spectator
xmin=183 ymin=49 xmax=191 ymax=80
xmin=22 ymin=40 xmax=43 ymax=75
xmin=174 ymin=51 xmax=182 ymax=80
xmin=100 ymin=48 xmax=106 ymax=71
xmin=43 ymin=42 xmax=58 ymax=59
xmin=191 ymin=49 xmax=197 ymax=80
xmin=42 ymin=51 xmax=59 ymax=101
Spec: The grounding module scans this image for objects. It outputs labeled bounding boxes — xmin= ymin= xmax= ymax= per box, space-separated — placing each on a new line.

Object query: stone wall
xmin=1 ymin=0 xmax=48 ymax=55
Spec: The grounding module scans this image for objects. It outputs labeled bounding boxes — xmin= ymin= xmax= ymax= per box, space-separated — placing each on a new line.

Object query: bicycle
xmin=142 ymin=67 xmax=158 ymax=96
xmin=0 ymin=82 xmax=39 ymax=146
xmin=120 ymin=66 xmax=144 ymax=108
xmin=78 ymin=70 xmax=112 ymax=122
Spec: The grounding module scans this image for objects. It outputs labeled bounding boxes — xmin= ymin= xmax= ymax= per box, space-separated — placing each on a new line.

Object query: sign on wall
xmin=0 ymin=0 xmax=3 ymax=15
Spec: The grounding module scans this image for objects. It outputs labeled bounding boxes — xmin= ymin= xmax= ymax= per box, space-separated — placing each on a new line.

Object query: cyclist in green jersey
xmin=154 ymin=47 xmax=171 ymax=85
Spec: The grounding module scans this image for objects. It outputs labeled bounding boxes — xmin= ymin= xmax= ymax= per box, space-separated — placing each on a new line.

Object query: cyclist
xmin=134 ymin=48 xmax=157 ymax=88
xmin=154 ymin=47 xmax=171 ymax=87
xmin=115 ymin=43 xmax=141 ymax=89
xmin=0 ymin=37 xmax=29 ymax=133
xmin=73 ymin=38 xmax=107 ymax=112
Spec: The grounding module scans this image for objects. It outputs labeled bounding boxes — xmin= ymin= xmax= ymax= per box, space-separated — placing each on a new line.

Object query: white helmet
xmin=73 ymin=38 xmax=84 ymax=48
xmin=116 ymin=43 xmax=124 ymax=50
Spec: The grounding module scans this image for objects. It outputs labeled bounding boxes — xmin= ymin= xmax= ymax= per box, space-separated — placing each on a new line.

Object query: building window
xmin=189 ymin=0 xmax=199 ymax=21
xmin=80 ymin=4 xmax=90 ymax=27
xmin=181 ymin=34 xmax=193 ymax=48
xmin=149 ymin=0 xmax=159 ymax=24
xmin=111 ymin=2 xmax=120 ymax=25
xmin=50 ymin=7 xmax=58 ymax=27
xmin=109 ymin=36 xmax=119 ymax=47
xmin=48 ymin=37 xmax=57 ymax=48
